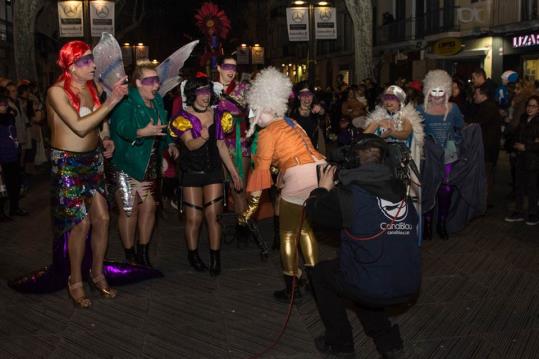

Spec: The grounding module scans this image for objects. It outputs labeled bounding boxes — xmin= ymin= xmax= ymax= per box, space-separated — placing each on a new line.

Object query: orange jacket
xmin=246 ymin=118 xmax=324 ymax=192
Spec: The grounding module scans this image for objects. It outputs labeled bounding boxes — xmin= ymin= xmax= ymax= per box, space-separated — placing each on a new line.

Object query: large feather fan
xmin=93 ymin=32 xmax=126 ymax=96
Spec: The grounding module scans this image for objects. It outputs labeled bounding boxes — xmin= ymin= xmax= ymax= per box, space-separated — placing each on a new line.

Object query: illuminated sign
xmin=512 ymin=33 xmax=539 ymax=48
xmin=432 ymin=38 xmax=462 ymax=56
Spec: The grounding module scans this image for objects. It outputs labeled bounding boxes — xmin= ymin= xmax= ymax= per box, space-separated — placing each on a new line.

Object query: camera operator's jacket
xmin=305 ymin=163 xmax=421 ymax=301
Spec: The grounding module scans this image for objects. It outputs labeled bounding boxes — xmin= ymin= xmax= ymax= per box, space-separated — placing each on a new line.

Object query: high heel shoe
xmin=187 ymin=249 xmax=208 ymax=272
xmin=88 ymin=270 xmax=117 ymax=299
xmin=67 ymin=276 xmax=92 ymax=308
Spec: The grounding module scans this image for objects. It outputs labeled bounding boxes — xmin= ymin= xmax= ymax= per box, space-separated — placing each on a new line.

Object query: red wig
xmin=56 ymin=41 xmax=100 ymax=113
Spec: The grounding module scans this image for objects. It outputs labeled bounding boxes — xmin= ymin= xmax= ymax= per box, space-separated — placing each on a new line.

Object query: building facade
xmin=0 ymin=0 xmax=14 ymax=79
xmin=261 ymin=0 xmax=355 ymax=89
xmin=374 ymin=0 xmax=539 ymax=84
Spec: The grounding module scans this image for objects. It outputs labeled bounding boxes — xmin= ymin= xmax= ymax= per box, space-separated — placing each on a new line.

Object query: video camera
xmin=325 ymin=134 xmax=419 ymax=186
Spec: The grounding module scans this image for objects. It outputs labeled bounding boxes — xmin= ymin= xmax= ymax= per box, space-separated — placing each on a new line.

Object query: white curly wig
xmin=246 ymin=67 xmax=292 ymax=137
xmin=423 ymin=70 xmax=452 ymax=117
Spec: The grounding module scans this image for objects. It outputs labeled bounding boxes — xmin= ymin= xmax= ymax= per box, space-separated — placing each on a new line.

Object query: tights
xmin=279 ymin=199 xmax=318 ymax=277
xmin=183 ymin=184 xmax=223 ymax=251
xmin=116 ymin=191 xmax=157 ymax=249
xmin=425 ymin=161 xmax=455 ymax=223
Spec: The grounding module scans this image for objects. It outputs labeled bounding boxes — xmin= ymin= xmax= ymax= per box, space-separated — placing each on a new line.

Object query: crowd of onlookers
xmin=0 ymin=77 xmax=47 ymax=221
xmin=289 ymin=68 xmax=539 ymax=225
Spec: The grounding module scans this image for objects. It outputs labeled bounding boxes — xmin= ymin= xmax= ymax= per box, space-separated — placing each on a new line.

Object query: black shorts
xmin=180 ymin=168 xmax=224 ymax=187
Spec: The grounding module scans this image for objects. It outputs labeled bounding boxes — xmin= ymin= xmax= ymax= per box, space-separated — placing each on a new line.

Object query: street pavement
xmin=0 ymin=153 xmax=538 ymax=359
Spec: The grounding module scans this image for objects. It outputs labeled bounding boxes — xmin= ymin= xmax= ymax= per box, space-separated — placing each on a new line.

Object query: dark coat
xmin=514 ymin=114 xmax=539 ymax=170
xmin=466 ymin=99 xmax=502 ymax=163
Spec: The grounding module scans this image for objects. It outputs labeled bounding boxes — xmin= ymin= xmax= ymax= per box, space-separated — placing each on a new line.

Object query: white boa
xmin=366 ymin=104 xmax=424 ymax=215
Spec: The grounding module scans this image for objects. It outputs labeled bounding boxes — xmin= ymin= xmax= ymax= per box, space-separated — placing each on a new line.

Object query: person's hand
xmin=380 ymin=128 xmax=393 ymax=138
xmin=312 ymin=104 xmax=322 ymax=114
xmin=231 ymin=171 xmax=243 ymax=192
xmin=105 ymin=76 xmax=128 ymax=107
xmin=168 ymin=144 xmax=179 ymax=159
xmin=514 ymin=142 xmax=526 ymax=152
xmin=319 ymin=164 xmax=336 ymax=191
xmin=102 ymin=138 xmax=115 ymax=158
xmin=137 ymin=119 xmax=167 ymax=138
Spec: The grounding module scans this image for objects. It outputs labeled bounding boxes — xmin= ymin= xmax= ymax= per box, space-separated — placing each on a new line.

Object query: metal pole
xmin=83 ymin=0 xmax=92 ymax=44
xmin=308 ymin=2 xmax=316 ymax=87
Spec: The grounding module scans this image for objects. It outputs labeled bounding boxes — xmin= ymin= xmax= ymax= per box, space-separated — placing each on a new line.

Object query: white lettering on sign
xmin=512 ymin=34 xmax=539 ymax=48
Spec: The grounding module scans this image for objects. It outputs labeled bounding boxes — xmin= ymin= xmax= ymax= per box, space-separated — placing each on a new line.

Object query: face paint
xmin=299 ymin=91 xmax=314 ymax=98
xmin=140 ymin=76 xmax=160 ymax=86
xmin=430 ymin=87 xmax=445 ymax=97
xmin=220 ymin=63 xmax=237 ymax=72
xmin=74 ymin=54 xmax=95 ymax=68
xmin=195 ymin=87 xmax=211 ymax=97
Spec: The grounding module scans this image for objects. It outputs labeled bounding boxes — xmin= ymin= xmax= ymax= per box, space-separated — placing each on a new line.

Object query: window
xmin=521 ymin=0 xmax=538 ymax=20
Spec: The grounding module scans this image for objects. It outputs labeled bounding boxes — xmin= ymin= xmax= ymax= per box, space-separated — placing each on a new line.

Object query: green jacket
xmin=110 ymin=86 xmax=172 ymax=181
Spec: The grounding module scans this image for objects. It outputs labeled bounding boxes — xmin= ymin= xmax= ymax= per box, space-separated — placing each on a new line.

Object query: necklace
xmin=193 ymin=104 xmax=208 ymax=113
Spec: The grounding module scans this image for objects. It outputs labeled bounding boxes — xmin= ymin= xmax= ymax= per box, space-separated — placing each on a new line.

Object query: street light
xmin=289 ymin=0 xmax=331 ymax=87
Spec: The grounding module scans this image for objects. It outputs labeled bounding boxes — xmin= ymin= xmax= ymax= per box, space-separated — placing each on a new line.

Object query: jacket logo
xmin=378 ymin=198 xmax=407 ymax=222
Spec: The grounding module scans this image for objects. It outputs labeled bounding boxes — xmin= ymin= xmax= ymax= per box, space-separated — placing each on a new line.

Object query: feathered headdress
xmin=194 ymin=2 xmax=231 ymax=39
xmin=423 ymin=69 xmax=452 ymax=119
xmin=246 ymin=67 xmax=292 ymax=137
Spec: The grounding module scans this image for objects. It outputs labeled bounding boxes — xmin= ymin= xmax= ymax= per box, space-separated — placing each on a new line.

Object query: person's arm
xmin=47 ymin=79 xmax=127 ymax=137
xmin=180 ymin=126 xmax=209 ymax=151
xmin=385 ymin=117 xmax=413 ymax=140
xmin=364 ymin=121 xmax=379 ymax=134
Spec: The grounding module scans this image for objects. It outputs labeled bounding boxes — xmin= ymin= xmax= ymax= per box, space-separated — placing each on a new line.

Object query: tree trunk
xmin=13 ymin=0 xmax=43 ymax=81
xmin=344 ymin=0 xmax=373 ymax=84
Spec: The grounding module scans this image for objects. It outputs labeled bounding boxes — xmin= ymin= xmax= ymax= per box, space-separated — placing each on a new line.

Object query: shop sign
xmin=90 ymin=1 xmax=115 ymax=37
xmin=512 ymin=33 xmax=539 ymax=48
xmin=58 ymin=1 xmax=83 ymax=37
xmin=432 ymin=38 xmax=462 ymax=56
xmin=314 ymin=7 xmax=337 ymax=40
xmin=286 ymin=7 xmax=309 ymax=41
xmin=251 ymin=46 xmax=264 ymax=65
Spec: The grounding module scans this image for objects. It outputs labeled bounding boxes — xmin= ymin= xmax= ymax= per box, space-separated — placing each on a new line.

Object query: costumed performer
xmin=110 ymin=62 xmax=179 ymax=267
xmin=168 ymin=74 xmax=242 ymax=276
xmin=364 ymin=85 xmax=424 ymax=220
xmin=214 ymin=54 xmax=253 ymax=239
xmin=8 ymin=41 xmax=163 ymax=305
xmin=239 ymin=67 xmax=325 ymax=303
xmin=417 ymin=69 xmax=479 ymax=240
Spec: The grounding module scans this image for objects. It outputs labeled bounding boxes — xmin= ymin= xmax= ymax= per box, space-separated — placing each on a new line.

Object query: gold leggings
xmin=279 ymin=199 xmax=318 ymax=277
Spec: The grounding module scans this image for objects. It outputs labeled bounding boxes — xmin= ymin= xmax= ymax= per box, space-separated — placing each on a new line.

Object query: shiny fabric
xmin=247 ymin=118 xmax=324 ymax=193
xmin=8 ymin=148 xmax=162 ymax=294
xmin=113 ymin=139 xmax=160 ymax=217
xmin=279 ymin=199 xmax=318 ymax=277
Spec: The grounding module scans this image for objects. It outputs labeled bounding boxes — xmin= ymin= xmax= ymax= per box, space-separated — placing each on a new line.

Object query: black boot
xmin=209 ymin=249 xmax=221 ymax=277
xmin=235 ymin=223 xmax=250 ymax=248
xmin=187 ymin=249 xmax=208 ymax=272
xmin=423 ymin=215 xmax=432 ymax=241
xmin=303 ymin=267 xmax=316 ymax=299
xmin=273 ymin=275 xmax=302 ymax=304
xmin=136 ymin=243 xmax=152 ymax=267
xmin=436 ymin=219 xmax=449 ymax=240
xmin=272 ymin=215 xmax=280 ymax=250
xmin=124 ymin=247 xmax=137 ymax=265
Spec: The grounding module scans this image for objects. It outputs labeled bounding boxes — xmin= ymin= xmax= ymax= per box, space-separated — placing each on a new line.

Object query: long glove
xmin=238 ymin=194 xmax=261 ymax=226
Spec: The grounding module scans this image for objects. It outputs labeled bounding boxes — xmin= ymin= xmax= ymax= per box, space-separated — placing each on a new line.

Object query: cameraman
xmin=305 ymin=135 xmax=421 ymax=358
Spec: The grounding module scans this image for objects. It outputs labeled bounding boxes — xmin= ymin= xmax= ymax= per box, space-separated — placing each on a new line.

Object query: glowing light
xmin=318 ymin=1 xmax=329 ymax=5
xmin=293 ymin=1 xmax=306 ymax=5
xmin=123 ymin=43 xmax=130 ymax=47
xmin=137 ymin=43 xmax=144 ymax=46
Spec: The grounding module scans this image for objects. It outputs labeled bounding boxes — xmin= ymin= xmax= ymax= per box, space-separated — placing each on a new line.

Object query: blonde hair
xmin=131 ymin=61 xmax=158 ymax=84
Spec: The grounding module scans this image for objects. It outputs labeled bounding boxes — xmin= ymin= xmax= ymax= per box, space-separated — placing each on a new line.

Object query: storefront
xmin=503 ymin=30 xmax=539 ymax=81
xmin=425 ymin=36 xmax=492 ymax=81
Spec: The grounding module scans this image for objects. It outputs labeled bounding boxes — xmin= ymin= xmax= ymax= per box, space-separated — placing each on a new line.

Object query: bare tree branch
xmin=116 ymin=0 xmax=146 ymax=41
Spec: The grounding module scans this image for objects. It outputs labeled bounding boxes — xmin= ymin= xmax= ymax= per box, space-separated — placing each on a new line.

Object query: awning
xmin=425 ymin=48 xmax=489 ymax=60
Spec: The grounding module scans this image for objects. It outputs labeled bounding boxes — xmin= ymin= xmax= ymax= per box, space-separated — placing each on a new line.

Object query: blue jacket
xmin=306 ymin=164 xmax=421 ymax=301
